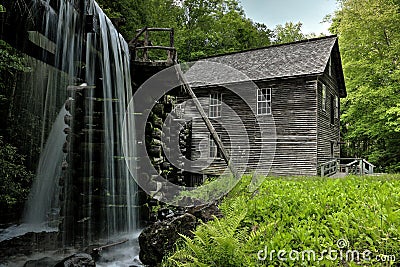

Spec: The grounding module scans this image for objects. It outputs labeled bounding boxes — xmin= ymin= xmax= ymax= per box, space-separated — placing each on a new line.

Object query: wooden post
xmin=334 ymin=159 xmax=338 ymax=174
xmin=169 ymin=28 xmax=175 ymax=62
xmin=175 ymin=65 xmax=239 ymax=179
xmin=143 ymin=29 xmax=149 ymax=61
xmin=359 ymin=159 xmax=363 ymax=175
xmin=321 ymin=165 xmax=325 ymax=177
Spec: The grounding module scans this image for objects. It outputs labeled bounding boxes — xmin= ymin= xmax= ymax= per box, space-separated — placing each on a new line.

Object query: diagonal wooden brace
xmin=175 ymin=65 xmax=239 ymax=179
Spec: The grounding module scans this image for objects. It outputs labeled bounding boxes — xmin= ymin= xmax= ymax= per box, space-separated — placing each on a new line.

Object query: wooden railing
xmin=320 ymin=158 xmax=375 ymax=177
xmin=128 ymin=27 xmax=177 ymax=63
xmin=320 ymin=159 xmax=338 ymax=177
xmin=338 ymin=158 xmax=375 ymax=175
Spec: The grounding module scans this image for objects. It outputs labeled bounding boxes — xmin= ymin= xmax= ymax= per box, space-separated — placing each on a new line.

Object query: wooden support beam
xmin=175 ymin=65 xmax=239 ymax=179
xmin=136 ymin=27 xmax=173 ymax=32
xmin=132 ymin=46 xmax=176 ymax=51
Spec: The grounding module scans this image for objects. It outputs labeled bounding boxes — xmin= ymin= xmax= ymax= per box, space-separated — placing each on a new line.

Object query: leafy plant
xmin=0 ymin=136 xmax=34 ymax=209
xmin=164 ymin=175 xmax=400 ymax=266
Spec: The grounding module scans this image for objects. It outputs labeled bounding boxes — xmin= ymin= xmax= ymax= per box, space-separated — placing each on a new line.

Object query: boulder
xmin=188 ymin=202 xmax=223 ymax=223
xmin=139 ymin=213 xmax=197 ymax=266
xmin=54 ymin=253 xmax=95 ymax=267
xmin=138 ymin=202 xmax=223 ymax=266
xmin=23 ymin=257 xmax=59 ymax=267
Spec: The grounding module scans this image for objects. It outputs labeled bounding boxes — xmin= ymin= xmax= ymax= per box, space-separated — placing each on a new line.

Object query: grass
xmin=163 ymin=174 xmax=400 ymax=266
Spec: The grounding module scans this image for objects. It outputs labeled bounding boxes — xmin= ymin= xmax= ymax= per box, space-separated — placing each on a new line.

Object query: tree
xmin=330 ymin=0 xmax=400 ymax=172
xmin=273 ymin=22 xmax=306 ymax=44
xmin=96 ymin=0 xmax=274 ymax=61
xmin=176 ymin=0 xmax=272 ymax=61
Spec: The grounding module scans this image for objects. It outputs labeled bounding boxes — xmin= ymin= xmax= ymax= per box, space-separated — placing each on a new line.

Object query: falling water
xmin=1 ymin=0 xmax=138 ymax=248
xmin=24 ymin=106 xmax=67 ymax=224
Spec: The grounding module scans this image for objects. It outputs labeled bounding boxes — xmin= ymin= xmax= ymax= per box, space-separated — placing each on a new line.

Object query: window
xmin=209 ymin=93 xmax=222 ymax=118
xmin=322 ymin=84 xmax=327 ymax=111
xmin=335 ymin=96 xmax=339 ymax=119
xmin=257 ymin=88 xmax=271 ymax=115
xmin=328 ymin=56 xmax=332 ymax=76
xmin=330 ymin=94 xmax=335 ymax=124
xmin=209 ymin=134 xmax=221 ymax=158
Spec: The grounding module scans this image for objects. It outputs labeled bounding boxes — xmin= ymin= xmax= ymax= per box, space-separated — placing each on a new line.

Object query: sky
xmin=239 ymin=0 xmax=339 ymax=35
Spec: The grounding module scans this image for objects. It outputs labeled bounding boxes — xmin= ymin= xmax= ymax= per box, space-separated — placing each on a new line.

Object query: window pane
xmin=257 ymin=88 xmax=272 ymax=115
xmin=209 ymin=93 xmax=222 ymax=118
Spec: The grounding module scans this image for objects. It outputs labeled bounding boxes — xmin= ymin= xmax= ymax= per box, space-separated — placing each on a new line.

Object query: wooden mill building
xmin=180 ymin=35 xmax=347 ymax=177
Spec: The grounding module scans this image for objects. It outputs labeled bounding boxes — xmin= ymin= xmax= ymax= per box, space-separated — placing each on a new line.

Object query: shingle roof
xmin=185 ymin=35 xmax=345 ymax=95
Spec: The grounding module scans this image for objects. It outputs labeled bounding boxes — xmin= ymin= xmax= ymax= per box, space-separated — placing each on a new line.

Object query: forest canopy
xmin=95 ymin=0 xmax=313 ymax=61
xmin=329 ymin=0 xmax=400 ymax=172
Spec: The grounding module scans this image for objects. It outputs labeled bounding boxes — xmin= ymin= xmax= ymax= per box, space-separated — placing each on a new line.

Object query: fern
xmin=164 ymin=197 xmax=250 ymax=266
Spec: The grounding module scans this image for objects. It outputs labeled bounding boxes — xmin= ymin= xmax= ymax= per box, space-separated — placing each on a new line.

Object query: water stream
xmin=1 ymin=0 xmax=139 ymax=263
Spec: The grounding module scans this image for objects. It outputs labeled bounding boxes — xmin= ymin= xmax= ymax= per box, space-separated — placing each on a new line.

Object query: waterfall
xmin=24 ymin=106 xmax=67 ymax=224
xmin=2 ymin=0 xmax=138 ymax=246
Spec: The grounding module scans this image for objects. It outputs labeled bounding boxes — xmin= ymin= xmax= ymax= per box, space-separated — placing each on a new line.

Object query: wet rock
xmin=23 ymin=257 xmax=58 ymax=267
xmin=139 ymin=213 xmax=197 ymax=266
xmin=138 ymin=202 xmax=223 ymax=266
xmin=54 ymin=253 xmax=95 ymax=267
xmin=187 ymin=202 xmax=223 ymax=223
xmin=157 ymin=208 xmax=175 ymax=220
xmin=0 ymin=231 xmax=58 ymax=258
xmin=128 ymin=257 xmax=143 ymax=267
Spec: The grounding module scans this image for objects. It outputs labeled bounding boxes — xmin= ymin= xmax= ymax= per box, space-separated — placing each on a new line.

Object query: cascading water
xmin=24 ymin=106 xmax=67 ymax=224
xmin=1 ymin=0 xmax=138 ymax=252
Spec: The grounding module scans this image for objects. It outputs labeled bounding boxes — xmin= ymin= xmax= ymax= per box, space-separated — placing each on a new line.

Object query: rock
xmin=23 ymin=257 xmax=58 ymax=267
xmin=157 ymin=208 xmax=175 ymax=220
xmin=0 ymin=231 xmax=58 ymax=259
xmin=54 ymin=253 xmax=95 ymax=267
xmin=64 ymin=114 xmax=72 ymax=125
xmin=128 ymin=257 xmax=143 ymax=267
xmin=187 ymin=202 xmax=223 ymax=223
xmin=139 ymin=213 xmax=197 ymax=266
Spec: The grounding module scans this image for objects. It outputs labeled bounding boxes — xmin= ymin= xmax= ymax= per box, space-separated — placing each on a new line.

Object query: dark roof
xmin=185 ymin=35 xmax=346 ymax=97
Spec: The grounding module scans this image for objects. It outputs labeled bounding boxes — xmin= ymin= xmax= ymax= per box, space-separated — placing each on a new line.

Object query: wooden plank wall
xmin=257 ymin=78 xmax=318 ymax=176
xmin=316 ymin=53 xmax=341 ymax=169
xmin=183 ymin=76 xmax=322 ymax=177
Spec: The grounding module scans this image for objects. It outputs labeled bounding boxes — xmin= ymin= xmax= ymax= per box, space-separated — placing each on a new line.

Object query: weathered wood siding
xmin=317 ymin=53 xmax=341 ymax=168
xmin=180 ymin=83 xmax=266 ymax=177
xmin=258 ymin=78 xmax=318 ymax=176
xmin=185 ymin=76 xmax=320 ymax=176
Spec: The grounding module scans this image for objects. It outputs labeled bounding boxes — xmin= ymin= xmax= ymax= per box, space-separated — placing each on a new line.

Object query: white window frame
xmin=328 ymin=56 xmax=332 ymax=76
xmin=257 ymin=88 xmax=272 ymax=115
xmin=209 ymin=134 xmax=221 ymax=158
xmin=209 ymin=93 xmax=222 ymax=118
xmin=335 ymin=95 xmax=339 ymax=119
xmin=322 ymin=84 xmax=327 ymax=111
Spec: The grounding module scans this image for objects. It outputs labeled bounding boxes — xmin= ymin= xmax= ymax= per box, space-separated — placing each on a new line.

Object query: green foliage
xmin=164 ymin=175 xmax=400 ymax=266
xmin=329 ymin=0 xmax=400 ymax=171
xmin=164 ymin=195 xmax=257 ymax=266
xmin=273 ymin=22 xmax=306 ymax=44
xmin=173 ymin=175 xmax=238 ymax=204
xmin=96 ymin=0 xmax=273 ymax=61
xmin=176 ymin=0 xmax=273 ymax=61
xmin=0 ymin=40 xmax=27 ymax=109
xmin=0 ymin=136 xmax=34 ymax=208
xmin=0 ymin=40 xmax=26 ymax=91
